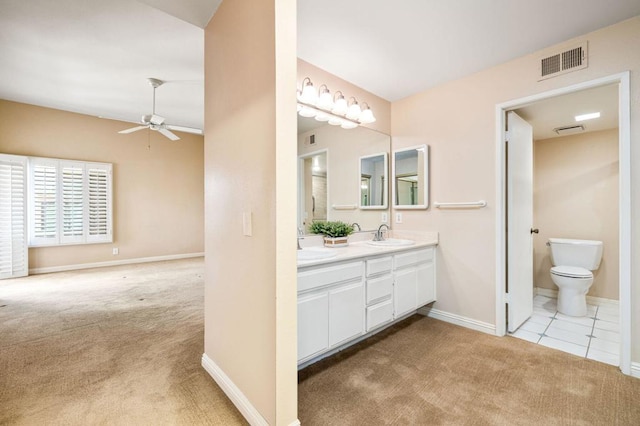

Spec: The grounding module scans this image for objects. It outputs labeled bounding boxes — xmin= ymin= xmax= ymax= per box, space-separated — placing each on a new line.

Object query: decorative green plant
xmin=308 ymin=221 xmax=354 ymax=238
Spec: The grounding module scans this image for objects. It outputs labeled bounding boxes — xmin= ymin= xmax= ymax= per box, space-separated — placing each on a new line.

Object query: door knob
xmin=531 ymin=228 xmax=539 ymax=234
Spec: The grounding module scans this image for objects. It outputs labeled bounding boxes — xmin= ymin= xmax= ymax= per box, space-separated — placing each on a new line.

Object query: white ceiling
xmin=0 ymin=0 xmax=638 ymax=133
xmin=516 ymin=84 xmax=619 ymax=141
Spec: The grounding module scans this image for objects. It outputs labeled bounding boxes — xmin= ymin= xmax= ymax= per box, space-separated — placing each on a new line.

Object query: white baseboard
xmin=201 ymin=354 xmax=268 ymax=426
xmin=29 ymin=252 xmax=204 ymax=275
xmin=418 ymin=306 xmax=496 ymax=335
xmin=535 ymin=287 xmax=619 ymax=307
xmin=631 ymin=362 xmax=640 ymax=379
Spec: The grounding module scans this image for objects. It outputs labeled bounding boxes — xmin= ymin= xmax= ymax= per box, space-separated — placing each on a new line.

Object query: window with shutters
xmin=28 ymin=157 xmax=112 ymax=246
xmin=0 ymin=154 xmax=28 ymax=279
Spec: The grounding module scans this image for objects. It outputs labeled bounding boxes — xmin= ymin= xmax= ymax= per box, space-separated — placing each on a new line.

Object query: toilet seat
xmin=551 ymin=265 xmax=592 ymax=279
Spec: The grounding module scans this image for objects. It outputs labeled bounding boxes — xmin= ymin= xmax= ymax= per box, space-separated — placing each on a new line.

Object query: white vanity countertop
xmin=297 ymin=231 xmax=438 ymax=268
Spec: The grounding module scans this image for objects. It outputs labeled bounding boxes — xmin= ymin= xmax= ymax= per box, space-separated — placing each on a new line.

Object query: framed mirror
xmin=393 ymin=144 xmax=429 ymax=209
xmin=359 ymin=153 xmax=387 ymax=209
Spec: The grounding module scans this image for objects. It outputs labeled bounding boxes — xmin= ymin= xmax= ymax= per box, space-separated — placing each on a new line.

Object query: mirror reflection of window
xmin=393 ymin=145 xmax=429 ymax=209
xmin=300 ymin=151 xmax=327 ymax=228
xmin=359 ymin=152 xmax=388 ymax=209
xmin=361 ymin=175 xmax=371 ymax=206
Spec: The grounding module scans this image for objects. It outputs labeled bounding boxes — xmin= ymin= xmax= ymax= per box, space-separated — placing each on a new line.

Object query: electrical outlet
xmin=395 ymin=212 xmax=403 ymax=224
xmin=381 ymin=212 xmax=388 ymax=223
xmin=112 ymin=247 xmax=119 ymax=255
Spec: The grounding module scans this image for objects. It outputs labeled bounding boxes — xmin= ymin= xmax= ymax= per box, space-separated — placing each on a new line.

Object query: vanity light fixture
xmin=297 ymin=77 xmax=375 ymax=129
xmin=575 ymin=112 xmax=600 ymax=122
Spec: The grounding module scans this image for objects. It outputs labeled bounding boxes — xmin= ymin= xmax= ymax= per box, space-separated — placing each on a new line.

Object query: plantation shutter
xmin=0 ymin=154 xmax=28 ymax=279
xmin=60 ymin=162 xmax=84 ymax=244
xmin=30 ymin=158 xmax=58 ymax=245
xmin=86 ymin=164 xmax=112 ymax=243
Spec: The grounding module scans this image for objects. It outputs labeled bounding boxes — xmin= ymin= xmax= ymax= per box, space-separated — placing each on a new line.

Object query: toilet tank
xmin=548 ymin=238 xmax=603 ymax=270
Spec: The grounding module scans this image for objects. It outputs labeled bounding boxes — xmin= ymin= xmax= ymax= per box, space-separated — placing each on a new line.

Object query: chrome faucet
xmin=297 ymin=227 xmax=304 ymax=250
xmin=373 ymin=224 xmax=390 ymax=241
xmin=351 ymin=222 xmax=361 ymax=232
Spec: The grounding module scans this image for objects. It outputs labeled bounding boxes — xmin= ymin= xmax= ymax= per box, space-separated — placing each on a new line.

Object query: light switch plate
xmin=381 ymin=212 xmax=388 ymax=223
xmin=395 ymin=212 xmax=403 ymax=224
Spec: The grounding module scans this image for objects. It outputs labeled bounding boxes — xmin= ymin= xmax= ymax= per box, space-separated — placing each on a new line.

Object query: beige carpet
xmin=298 ymin=315 xmax=640 ymax=425
xmin=0 ymin=258 xmax=246 ymax=426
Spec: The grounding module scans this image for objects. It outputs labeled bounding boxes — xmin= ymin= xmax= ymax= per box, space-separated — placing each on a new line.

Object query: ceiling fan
xmin=118 ymin=78 xmax=202 ymax=141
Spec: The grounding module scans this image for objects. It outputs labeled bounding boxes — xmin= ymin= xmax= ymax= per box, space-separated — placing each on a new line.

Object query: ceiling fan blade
xmin=165 ymin=124 xmax=204 ymax=135
xmin=158 ymin=128 xmax=180 ymax=141
xmin=118 ymin=125 xmax=149 ymax=134
xmin=150 ymin=114 xmax=165 ymax=125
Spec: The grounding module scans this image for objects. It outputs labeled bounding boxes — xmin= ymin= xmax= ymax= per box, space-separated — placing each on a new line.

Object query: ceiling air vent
xmin=539 ymin=42 xmax=588 ymax=81
xmin=553 ymin=124 xmax=585 ymax=136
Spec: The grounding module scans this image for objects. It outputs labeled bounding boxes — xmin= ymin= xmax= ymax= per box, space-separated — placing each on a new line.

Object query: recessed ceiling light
xmin=575 ymin=112 xmax=600 ymax=122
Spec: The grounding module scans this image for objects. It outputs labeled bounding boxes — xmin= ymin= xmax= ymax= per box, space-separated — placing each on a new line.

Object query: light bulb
xmin=328 ymin=117 xmax=343 ymax=126
xmin=299 ymin=79 xmax=318 ymax=105
xmin=359 ymin=107 xmax=376 ymax=124
xmin=314 ymin=112 xmax=330 ymax=122
xmin=316 ymin=86 xmax=333 ymax=110
xmin=341 ymin=120 xmax=358 ymax=129
xmin=298 ymin=106 xmax=316 ymax=118
xmin=332 ymin=97 xmax=348 ymax=115
xmin=346 ymin=103 xmax=361 ymax=120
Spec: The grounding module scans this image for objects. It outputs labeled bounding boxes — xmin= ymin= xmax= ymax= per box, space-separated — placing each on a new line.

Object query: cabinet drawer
xmin=394 ymin=248 xmax=433 ymax=269
xmin=298 ymin=261 xmax=363 ymax=292
xmin=366 ymin=256 xmax=392 ymax=277
xmin=366 ymin=299 xmax=393 ymax=332
xmin=366 ymin=274 xmax=393 ymax=304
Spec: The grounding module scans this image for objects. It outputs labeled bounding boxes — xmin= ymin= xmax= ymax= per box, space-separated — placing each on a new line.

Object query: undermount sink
xmin=366 ymin=238 xmax=415 ymax=247
xmin=297 ymin=247 xmax=339 ymax=261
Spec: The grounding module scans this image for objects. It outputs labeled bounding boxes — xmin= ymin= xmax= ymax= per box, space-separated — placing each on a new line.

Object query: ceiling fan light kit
xmin=118 ymin=78 xmax=203 ymax=141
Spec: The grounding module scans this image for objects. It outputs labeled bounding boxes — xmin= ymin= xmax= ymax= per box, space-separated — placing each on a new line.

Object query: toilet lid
xmin=551 ymin=265 xmax=592 ymax=279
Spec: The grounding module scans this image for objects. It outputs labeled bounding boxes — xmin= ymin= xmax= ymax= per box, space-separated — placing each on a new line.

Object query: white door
xmin=507 ymin=111 xmax=534 ymax=332
xmin=0 ymin=154 xmax=28 ymax=279
xmin=394 ymin=268 xmax=417 ymax=318
xmin=297 ymin=292 xmax=329 ymax=362
xmin=328 ymin=281 xmax=364 ymax=347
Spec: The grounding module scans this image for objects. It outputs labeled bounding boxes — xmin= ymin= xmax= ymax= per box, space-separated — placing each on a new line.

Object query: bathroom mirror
xmin=298 ymin=116 xmax=390 ymax=232
xmin=298 ymin=150 xmax=328 ymax=225
xmin=359 ymin=153 xmax=387 ymax=209
xmin=393 ymin=144 xmax=429 ymax=209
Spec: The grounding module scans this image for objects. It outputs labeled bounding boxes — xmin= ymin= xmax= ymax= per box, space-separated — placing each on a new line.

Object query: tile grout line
xmin=585 ymin=304 xmax=598 ymax=359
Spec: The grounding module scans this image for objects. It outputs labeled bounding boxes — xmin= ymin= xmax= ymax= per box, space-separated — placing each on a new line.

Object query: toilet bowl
xmin=550 ymin=266 xmax=593 ymax=317
xmin=548 ymin=238 xmax=603 ymax=317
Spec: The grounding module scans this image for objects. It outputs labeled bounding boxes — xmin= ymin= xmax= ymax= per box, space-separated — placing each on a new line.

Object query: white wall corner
xmin=418 ymin=306 xmax=496 ymax=335
xmin=201 ymin=354 xmax=269 ymax=426
xmin=630 ymin=362 xmax=640 ymax=380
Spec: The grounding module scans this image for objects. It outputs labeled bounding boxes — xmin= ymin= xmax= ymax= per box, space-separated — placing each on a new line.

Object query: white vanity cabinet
xmin=297 ymin=261 xmax=365 ymax=363
xmin=393 ymin=248 xmax=436 ymax=318
xmin=298 ymin=244 xmax=436 ymax=366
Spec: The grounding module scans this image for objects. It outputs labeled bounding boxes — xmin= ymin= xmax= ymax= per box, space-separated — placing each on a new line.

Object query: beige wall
xmin=204 ymin=0 xmax=297 ymax=424
xmin=0 ymin=99 xmax=204 ymax=270
xmin=533 ymin=129 xmax=619 ymax=299
xmin=391 ymin=17 xmax=639 ymax=359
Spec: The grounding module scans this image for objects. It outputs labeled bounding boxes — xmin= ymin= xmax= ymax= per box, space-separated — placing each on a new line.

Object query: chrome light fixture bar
xmin=297 ymin=77 xmax=376 ymax=129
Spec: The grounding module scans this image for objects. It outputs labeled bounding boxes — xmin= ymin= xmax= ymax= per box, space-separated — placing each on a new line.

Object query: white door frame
xmin=494 ymin=72 xmax=631 ymax=375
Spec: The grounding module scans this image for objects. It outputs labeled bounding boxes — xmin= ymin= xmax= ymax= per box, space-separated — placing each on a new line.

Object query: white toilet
xmin=548 ymin=238 xmax=603 ymax=317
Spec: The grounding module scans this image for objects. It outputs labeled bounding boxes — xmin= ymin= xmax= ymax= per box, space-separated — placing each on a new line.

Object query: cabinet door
xmin=394 ymin=268 xmax=417 ymax=318
xmin=298 ymin=292 xmax=329 ymax=362
xmin=416 ymin=261 xmax=436 ymax=307
xmin=329 ymin=281 xmax=365 ymax=347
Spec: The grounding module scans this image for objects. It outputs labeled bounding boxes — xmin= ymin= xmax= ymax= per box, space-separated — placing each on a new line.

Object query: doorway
xmin=495 ymin=73 xmax=631 ymax=375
